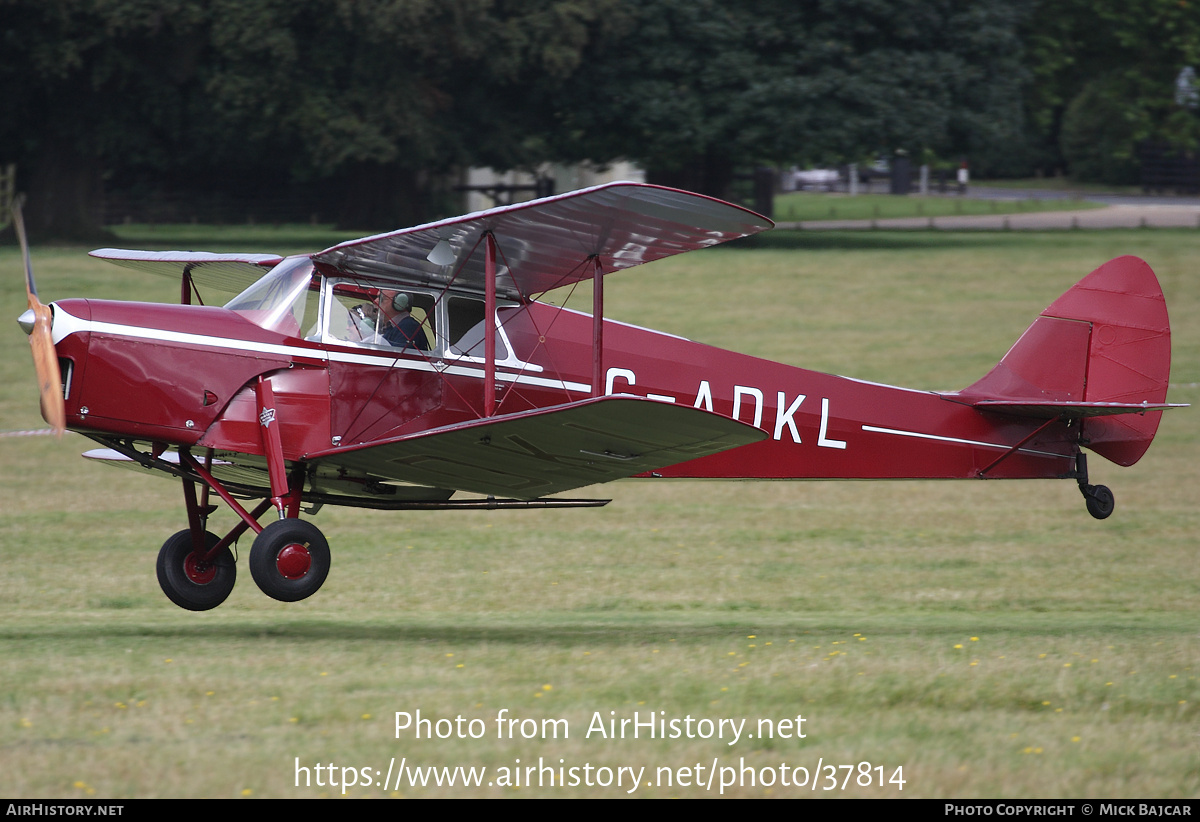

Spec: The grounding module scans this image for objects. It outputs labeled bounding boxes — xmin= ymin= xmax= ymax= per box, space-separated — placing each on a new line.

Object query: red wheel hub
xmin=183 ymin=553 xmax=217 ymax=585
xmin=276 ymin=543 xmax=312 ymax=580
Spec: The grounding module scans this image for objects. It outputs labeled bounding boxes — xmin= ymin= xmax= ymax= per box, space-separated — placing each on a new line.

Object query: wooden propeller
xmin=13 ymin=197 xmax=65 ymax=435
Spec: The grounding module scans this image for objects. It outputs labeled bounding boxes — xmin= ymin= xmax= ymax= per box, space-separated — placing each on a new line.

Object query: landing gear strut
xmin=1074 ymin=452 xmax=1115 ymax=520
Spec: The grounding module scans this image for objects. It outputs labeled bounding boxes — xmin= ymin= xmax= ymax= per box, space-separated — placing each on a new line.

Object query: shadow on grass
xmin=0 ymin=612 xmax=1175 ymax=646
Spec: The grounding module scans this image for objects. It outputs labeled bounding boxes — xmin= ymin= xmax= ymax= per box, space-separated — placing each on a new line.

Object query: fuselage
xmin=46 ymin=261 xmax=1075 ymax=486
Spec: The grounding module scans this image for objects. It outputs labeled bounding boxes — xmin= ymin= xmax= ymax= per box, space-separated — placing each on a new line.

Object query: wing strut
xmin=181 ymin=264 xmax=193 ymax=304
xmin=484 ymin=232 xmax=497 ymax=416
xmin=592 ymin=256 xmax=604 ymax=397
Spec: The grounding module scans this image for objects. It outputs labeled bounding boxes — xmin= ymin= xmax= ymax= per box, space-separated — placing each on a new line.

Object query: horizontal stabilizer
xmin=89 ymin=249 xmax=283 ymax=295
xmin=972 ymin=400 xmax=1187 ymax=419
xmin=307 ymin=395 xmax=767 ymax=499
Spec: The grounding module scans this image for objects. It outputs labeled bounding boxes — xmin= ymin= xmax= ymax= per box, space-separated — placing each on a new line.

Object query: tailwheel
xmin=156 ymin=530 xmax=237 ymax=611
xmin=1073 ymin=452 xmax=1115 ymax=520
xmin=1082 ymin=484 xmax=1115 ymax=520
xmin=249 ymin=519 xmax=330 ymax=602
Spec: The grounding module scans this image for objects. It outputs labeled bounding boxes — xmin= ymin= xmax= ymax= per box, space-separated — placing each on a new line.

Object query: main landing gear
xmin=156 ymin=516 xmax=330 ymax=611
xmin=154 ymin=374 xmax=334 ymax=610
xmin=153 ymin=445 xmax=331 ymax=611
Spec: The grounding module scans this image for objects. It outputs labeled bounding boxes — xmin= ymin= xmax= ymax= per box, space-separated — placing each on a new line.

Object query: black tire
xmin=156 ymin=529 xmax=236 ymax=611
xmin=249 ymin=519 xmax=330 ymax=602
xmin=1085 ymin=485 xmax=1115 ymax=520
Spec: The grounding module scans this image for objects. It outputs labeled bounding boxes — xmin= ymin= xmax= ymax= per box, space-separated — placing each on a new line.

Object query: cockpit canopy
xmin=223 ymin=258 xmax=526 ymax=368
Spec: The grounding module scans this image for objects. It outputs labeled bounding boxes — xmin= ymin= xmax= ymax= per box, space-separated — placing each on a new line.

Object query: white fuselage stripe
xmin=861 ymin=424 xmax=1064 ymax=458
xmin=53 ymin=308 xmax=591 ymax=394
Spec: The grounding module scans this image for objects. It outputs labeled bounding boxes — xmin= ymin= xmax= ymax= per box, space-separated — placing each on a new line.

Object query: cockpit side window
xmin=447 ymin=296 xmax=508 ymax=359
xmin=323 ymin=279 xmax=437 ymax=352
xmin=327 ymin=285 xmax=377 ymax=344
xmin=402 ymin=293 xmax=436 ymax=350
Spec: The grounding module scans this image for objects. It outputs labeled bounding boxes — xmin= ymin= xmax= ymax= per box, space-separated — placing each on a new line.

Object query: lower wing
xmin=305 ymin=395 xmax=767 ymax=499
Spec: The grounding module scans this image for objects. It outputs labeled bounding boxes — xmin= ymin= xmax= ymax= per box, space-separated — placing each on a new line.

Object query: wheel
xmin=249 ymin=519 xmax=330 ymax=602
xmin=156 ymin=530 xmax=236 ymax=611
xmin=1084 ymin=485 xmax=1115 ymax=520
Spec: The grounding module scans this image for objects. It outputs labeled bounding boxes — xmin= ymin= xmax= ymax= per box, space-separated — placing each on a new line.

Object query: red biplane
xmin=15 ymin=183 xmax=1184 ymax=610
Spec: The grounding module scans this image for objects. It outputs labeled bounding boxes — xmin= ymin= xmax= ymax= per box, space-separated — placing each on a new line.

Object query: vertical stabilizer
xmin=958 ymin=256 xmax=1172 ymax=466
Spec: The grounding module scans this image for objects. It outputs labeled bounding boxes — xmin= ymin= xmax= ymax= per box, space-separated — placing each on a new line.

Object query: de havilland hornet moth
xmin=14 ymin=183 xmax=1185 ymax=610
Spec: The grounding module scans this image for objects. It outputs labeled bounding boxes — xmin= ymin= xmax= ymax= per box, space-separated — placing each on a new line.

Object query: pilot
xmin=377 ymin=291 xmax=430 ymax=350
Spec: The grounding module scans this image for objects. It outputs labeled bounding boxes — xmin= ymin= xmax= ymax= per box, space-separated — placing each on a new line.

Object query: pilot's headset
xmin=391 ymin=293 xmax=411 ymax=313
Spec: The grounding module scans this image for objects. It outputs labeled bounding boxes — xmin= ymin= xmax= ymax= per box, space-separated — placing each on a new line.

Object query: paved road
xmin=966 ymin=186 xmax=1200 ymax=207
xmin=777 ymin=188 xmax=1200 ymax=230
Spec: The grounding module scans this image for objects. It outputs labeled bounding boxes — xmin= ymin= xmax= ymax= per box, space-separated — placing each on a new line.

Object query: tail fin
xmin=956 ymin=256 xmax=1177 ymax=467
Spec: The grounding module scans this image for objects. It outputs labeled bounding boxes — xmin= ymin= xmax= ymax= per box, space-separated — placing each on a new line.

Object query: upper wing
xmin=312 ymin=182 xmax=773 ymax=299
xmin=88 ymin=184 xmax=771 ymax=300
xmin=305 ymin=394 xmax=767 ymax=499
xmin=88 ymin=249 xmax=284 ymax=295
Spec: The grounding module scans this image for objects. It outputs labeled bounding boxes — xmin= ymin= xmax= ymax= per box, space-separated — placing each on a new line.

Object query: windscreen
xmin=224 ymin=256 xmax=316 ymax=336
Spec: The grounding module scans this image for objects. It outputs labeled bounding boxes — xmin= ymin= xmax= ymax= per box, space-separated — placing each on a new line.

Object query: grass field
xmin=1 ymin=227 xmax=1196 ymax=798
xmin=772 ymin=192 xmax=1100 ymax=222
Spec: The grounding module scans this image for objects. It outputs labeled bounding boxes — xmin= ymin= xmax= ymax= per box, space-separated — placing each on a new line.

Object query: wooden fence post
xmin=0 ymin=164 xmax=15 ymax=228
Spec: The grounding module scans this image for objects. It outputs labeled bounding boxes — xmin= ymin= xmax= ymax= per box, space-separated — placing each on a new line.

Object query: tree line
xmin=2 ymin=0 xmax=1197 ymax=239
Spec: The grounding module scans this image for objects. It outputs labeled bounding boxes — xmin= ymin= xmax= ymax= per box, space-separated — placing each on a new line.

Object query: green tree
xmin=553 ymin=0 xmax=1031 ymax=197
xmin=0 ymin=0 xmax=211 ymax=239
xmin=1023 ymin=0 xmax=1200 ymax=181
xmin=0 ymin=0 xmax=618 ymax=237
xmin=1058 ymin=78 xmax=1140 ymax=184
